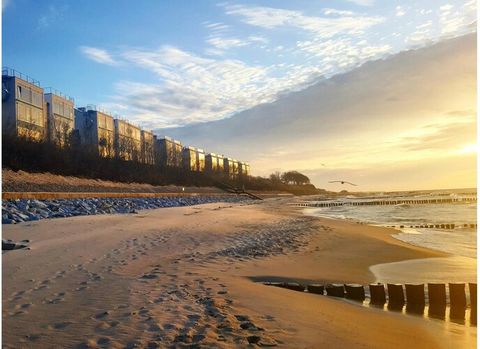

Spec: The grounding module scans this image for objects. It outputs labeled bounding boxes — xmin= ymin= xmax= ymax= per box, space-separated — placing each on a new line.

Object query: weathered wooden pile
xmin=264 ymin=281 xmax=477 ymax=324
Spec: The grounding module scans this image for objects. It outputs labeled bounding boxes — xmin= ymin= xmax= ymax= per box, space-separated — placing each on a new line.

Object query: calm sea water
xmin=304 ymin=189 xmax=477 ymax=284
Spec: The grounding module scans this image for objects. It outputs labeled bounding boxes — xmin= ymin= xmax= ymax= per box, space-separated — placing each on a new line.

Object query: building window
xmin=30 ymin=108 xmax=44 ymax=126
xmin=32 ymin=91 xmax=43 ymax=107
xmin=17 ymin=102 xmax=27 ymax=122
xmin=98 ymin=115 xmax=106 ymax=129
xmin=17 ymin=85 xmax=32 ymax=103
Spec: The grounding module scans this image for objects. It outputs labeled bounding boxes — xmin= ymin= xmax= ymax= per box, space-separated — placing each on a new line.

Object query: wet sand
xmin=371 ymin=255 xmax=477 ymax=285
xmin=2 ymin=198 xmax=476 ymax=348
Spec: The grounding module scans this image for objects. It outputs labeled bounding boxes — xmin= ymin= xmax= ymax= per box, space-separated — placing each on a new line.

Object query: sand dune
xmin=2 ymin=199 xmax=476 ymax=348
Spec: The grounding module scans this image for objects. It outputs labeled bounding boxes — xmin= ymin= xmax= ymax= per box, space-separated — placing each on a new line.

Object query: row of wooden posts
xmin=264 ymin=282 xmax=477 ymax=309
xmin=297 ymin=197 xmax=476 ymax=208
xmin=388 ymin=223 xmax=477 ymax=230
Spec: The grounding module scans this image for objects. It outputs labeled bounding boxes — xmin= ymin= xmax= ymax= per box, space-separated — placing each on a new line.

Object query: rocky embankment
xmin=2 ymin=196 xmax=250 ymax=225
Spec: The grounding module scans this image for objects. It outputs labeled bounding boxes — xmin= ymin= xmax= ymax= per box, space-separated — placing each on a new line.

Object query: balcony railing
xmin=85 ymin=104 xmax=114 ymax=117
xmin=2 ymin=67 xmax=41 ymax=87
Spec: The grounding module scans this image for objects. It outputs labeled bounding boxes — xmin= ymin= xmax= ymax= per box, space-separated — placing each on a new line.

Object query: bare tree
xmin=269 ymin=171 xmax=282 ymax=183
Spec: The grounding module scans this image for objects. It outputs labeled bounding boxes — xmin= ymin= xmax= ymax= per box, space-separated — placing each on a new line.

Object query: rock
xmin=32 ymin=200 xmax=48 ymax=209
xmin=240 ymin=321 xmax=257 ymax=330
xmin=2 ymin=240 xmax=16 ymax=250
xmin=16 ymin=213 xmax=30 ymax=221
xmin=247 ymin=335 xmax=262 ymax=344
xmin=259 ymin=337 xmax=278 ymax=347
xmin=2 ymin=218 xmax=14 ymax=224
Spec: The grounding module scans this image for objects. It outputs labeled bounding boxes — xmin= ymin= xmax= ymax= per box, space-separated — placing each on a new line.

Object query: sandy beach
xmin=2 ymin=198 xmax=476 ymax=348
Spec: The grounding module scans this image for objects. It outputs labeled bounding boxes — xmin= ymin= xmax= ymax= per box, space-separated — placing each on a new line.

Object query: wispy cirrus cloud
xmin=322 ymin=8 xmax=356 ymax=16
xmin=296 ymin=38 xmax=391 ymax=71
xmin=80 ymin=46 xmax=119 ymax=65
xmin=395 ymin=6 xmax=406 ymax=17
xmin=439 ymin=2 xmax=476 ymax=35
xmin=344 ymin=0 xmax=375 ymax=7
xmin=203 ymin=21 xmax=268 ymax=55
xmin=405 ymin=20 xmax=434 ymax=44
xmin=37 ymin=4 xmax=67 ymax=30
xmin=223 ymin=3 xmax=384 ymax=37
xmin=206 ymin=37 xmax=250 ymax=50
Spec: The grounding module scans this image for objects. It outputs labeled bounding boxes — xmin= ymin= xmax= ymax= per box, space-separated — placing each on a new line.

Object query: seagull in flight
xmin=329 ymin=180 xmax=358 ymax=186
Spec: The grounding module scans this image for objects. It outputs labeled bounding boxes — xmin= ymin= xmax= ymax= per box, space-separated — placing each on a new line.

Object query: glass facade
xmin=115 ymin=119 xmax=141 ymax=161
xmin=47 ymin=94 xmax=75 ymax=147
xmin=96 ymin=112 xmax=115 ymax=158
xmin=197 ymin=150 xmax=205 ymax=172
xmin=9 ymin=79 xmax=46 ymax=140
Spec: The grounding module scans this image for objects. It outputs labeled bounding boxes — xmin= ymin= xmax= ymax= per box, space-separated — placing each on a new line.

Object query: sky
xmin=2 ymin=0 xmax=477 ymax=191
xmin=165 ymin=34 xmax=477 ymax=191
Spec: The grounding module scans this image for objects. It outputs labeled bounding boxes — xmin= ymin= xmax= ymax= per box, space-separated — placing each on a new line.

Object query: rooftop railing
xmin=2 ymin=67 xmax=41 ymax=87
xmin=114 ymin=115 xmax=141 ymax=130
xmin=44 ymin=87 xmax=74 ymax=102
xmin=85 ymin=104 xmax=114 ymax=117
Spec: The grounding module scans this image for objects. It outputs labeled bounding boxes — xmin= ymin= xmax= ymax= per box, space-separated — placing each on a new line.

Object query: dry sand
xmin=2 ymin=198 xmax=476 ymax=348
xmin=2 ymin=169 xmax=224 ymax=194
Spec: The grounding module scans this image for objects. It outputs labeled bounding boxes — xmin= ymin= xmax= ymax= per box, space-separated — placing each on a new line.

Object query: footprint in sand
xmin=15 ymin=303 xmax=32 ymax=310
xmin=54 ymin=270 xmax=67 ymax=279
xmin=109 ymin=320 xmax=120 ymax=327
xmin=75 ymin=339 xmax=100 ymax=349
xmin=95 ymin=322 xmax=112 ymax=331
xmin=51 ymin=321 xmax=73 ymax=330
xmin=147 ymin=323 xmax=163 ymax=332
xmin=93 ymin=311 xmax=110 ymax=320
xmin=43 ymin=297 xmax=64 ymax=304
xmin=187 ymin=314 xmax=201 ymax=322
xmin=33 ymin=284 xmax=49 ymax=291
xmin=10 ymin=290 xmax=27 ymax=300
xmin=140 ymin=273 xmax=158 ymax=280
xmin=24 ymin=333 xmax=43 ymax=342
xmin=96 ymin=337 xmax=111 ymax=346
xmin=263 ymin=315 xmax=275 ymax=321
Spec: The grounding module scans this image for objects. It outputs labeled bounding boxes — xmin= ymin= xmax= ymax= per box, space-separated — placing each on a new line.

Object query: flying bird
xmin=329 ymin=180 xmax=358 ymax=186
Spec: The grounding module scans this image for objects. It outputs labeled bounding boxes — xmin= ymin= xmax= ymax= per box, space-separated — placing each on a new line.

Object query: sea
xmin=303 ymin=188 xmax=477 ymax=284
